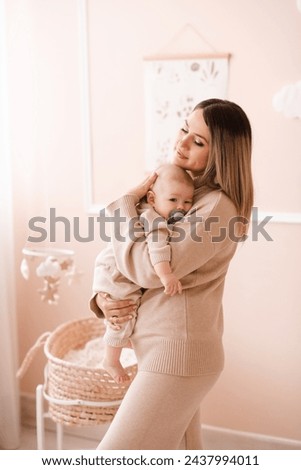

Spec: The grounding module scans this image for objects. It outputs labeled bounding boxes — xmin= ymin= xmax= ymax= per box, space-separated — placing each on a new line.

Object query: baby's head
xmin=147 ymin=164 xmax=194 ymax=221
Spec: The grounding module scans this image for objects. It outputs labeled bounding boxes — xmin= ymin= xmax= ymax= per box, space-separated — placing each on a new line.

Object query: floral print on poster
xmin=144 ymin=57 xmax=229 ymax=171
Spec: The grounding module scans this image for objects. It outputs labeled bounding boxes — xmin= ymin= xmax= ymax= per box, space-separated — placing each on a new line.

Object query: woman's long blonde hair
xmin=195 ymin=99 xmax=254 ymax=235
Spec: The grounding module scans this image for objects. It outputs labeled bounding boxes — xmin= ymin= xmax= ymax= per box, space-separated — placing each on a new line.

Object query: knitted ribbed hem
xmin=104 ymin=318 xmax=136 ymax=348
xmin=107 ymin=194 xmax=139 ymax=219
xmin=149 ymin=251 xmax=171 ymax=266
xmin=134 ymin=337 xmax=224 ymax=376
xmin=103 ymin=336 xmax=132 ymax=348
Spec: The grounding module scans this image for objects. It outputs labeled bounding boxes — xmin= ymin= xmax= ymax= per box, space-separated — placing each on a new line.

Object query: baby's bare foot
xmin=102 ymin=359 xmax=130 ymax=384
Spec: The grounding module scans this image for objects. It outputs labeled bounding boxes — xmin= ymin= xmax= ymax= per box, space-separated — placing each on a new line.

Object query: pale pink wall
xmin=7 ymin=0 xmax=301 ymax=441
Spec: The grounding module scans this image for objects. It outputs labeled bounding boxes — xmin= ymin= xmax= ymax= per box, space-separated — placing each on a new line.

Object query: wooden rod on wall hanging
xmin=143 ymin=23 xmax=231 ymax=61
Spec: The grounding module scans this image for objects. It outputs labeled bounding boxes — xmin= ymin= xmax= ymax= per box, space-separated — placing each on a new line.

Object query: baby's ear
xmin=146 ymin=190 xmax=155 ymax=205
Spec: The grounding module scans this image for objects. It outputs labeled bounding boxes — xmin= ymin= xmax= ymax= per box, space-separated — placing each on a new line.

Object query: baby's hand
xmin=161 ymin=273 xmax=183 ymax=296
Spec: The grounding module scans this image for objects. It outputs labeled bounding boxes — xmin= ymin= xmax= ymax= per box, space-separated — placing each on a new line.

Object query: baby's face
xmin=151 ymin=181 xmax=194 ymax=220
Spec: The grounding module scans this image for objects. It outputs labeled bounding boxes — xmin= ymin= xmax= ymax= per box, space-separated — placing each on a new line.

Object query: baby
xmin=92 ymin=164 xmax=194 ymax=382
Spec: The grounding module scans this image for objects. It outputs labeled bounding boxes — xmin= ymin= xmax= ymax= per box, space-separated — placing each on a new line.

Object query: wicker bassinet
xmin=19 ymin=317 xmax=137 ymax=427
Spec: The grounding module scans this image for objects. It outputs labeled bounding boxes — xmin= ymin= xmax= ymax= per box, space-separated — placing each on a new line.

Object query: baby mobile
xmin=20 ymin=247 xmax=83 ymax=305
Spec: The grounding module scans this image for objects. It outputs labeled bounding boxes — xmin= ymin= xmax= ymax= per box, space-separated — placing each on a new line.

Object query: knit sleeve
xmin=105 ymin=192 xmax=237 ymax=289
xmin=140 ymin=207 xmax=171 ymax=266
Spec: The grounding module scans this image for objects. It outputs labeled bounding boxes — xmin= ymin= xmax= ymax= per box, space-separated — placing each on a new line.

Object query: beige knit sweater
xmin=90 ymin=179 xmax=239 ymax=376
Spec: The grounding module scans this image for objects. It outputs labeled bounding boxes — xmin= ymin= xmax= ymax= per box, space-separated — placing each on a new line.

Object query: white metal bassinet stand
xmin=36 ymin=383 xmax=65 ymax=450
xmin=18 ymin=318 xmax=137 ymax=450
xmin=35 ymin=379 xmax=124 ymax=450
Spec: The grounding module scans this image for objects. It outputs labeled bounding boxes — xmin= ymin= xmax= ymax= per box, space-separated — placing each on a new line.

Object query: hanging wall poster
xmin=144 ymin=56 xmax=229 ymax=171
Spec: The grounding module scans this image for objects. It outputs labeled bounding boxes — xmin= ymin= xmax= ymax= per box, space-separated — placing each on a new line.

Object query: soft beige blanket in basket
xmin=63 ymin=337 xmax=137 ymax=369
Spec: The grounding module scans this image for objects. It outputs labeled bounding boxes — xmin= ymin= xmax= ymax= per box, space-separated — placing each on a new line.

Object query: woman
xmin=90 ymin=99 xmax=253 ymax=449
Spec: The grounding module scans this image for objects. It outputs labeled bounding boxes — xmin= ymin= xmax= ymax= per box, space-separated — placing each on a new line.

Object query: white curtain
xmin=0 ymin=0 xmax=20 ymax=449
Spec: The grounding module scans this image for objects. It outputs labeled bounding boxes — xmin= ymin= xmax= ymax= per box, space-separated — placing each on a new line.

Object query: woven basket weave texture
xmin=44 ymin=317 xmax=137 ymax=426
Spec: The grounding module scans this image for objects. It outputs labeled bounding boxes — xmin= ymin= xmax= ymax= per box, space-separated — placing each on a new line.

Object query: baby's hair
xmin=154 ymin=163 xmax=194 ymax=191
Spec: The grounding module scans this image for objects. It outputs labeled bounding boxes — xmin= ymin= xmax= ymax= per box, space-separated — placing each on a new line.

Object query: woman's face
xmin=172 ymin=109 xmax=210 ymax=176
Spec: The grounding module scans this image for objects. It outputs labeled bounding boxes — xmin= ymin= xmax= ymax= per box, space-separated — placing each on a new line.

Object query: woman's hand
xmin=126 ymin=172 xmax=158 ymax=201
xmin=96 ymin=293 xmax=137 ymax=330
